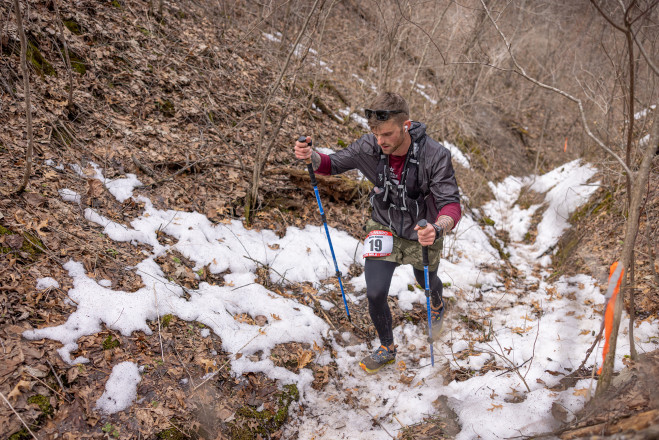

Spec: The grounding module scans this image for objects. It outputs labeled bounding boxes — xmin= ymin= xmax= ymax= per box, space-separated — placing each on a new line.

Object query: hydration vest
xmin=369 ymin=140 xmax=428 ymax=238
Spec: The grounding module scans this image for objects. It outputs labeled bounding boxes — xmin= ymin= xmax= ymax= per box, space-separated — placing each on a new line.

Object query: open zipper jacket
xmin=321 ymin=121 xmax=460 ymax=240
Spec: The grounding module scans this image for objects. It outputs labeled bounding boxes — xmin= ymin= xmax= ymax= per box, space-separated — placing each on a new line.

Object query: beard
xmin=380 ymin=128 xmax=406 ymax=155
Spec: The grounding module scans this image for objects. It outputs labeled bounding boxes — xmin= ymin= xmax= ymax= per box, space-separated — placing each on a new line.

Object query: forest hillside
xmin=1 ymin=0 xmax=658 ymax=439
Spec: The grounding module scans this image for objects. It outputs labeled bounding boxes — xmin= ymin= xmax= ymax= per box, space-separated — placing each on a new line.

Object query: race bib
xmin=363 ymin=230 xmax=393 ymax=257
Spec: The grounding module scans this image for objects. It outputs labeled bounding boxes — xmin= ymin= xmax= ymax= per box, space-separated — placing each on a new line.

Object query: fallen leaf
xmin=24 ymin=192 xmax=47 ymax=207
xmin=219 ymin=407 xmax=235 ymax=422
xmin=399 ymin=372 xmax=414 ymax=385
xmin=87 ymin=179 xmax=105 ymax=199
xmin=5 ymin=234 xmax=24 ymax=250
xmin=487 ymin=403 xmax=503 ymax=412
xmin=198 ymin=358 xmax=217 ymax=374
xmin=297 ymin=350 xmax=313 ymax=369
xmin=8 ymin=380 xmax=33 ymax=402
xmin=573 ymin=388 xmax=589 ymax=397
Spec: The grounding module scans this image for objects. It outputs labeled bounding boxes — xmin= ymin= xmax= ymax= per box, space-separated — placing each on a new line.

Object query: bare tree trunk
xmin=53 ymin=0 xmax=74 ymax=109
xmin=597 ymin=113 xmax=658 ymax=395
xmin=623 ymin=20 xmax=639 ymax=361
xmin=14 ymin=0 xmax=34 ymax=194
xmin=246 ymin=0 xmax=321 ymax=222
xmin=478 ymin=0 xmax=657 ymax=394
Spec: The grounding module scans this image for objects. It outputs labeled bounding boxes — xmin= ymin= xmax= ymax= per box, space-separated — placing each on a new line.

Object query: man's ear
xmin=404 ymin=121 xmax=411 ymax=132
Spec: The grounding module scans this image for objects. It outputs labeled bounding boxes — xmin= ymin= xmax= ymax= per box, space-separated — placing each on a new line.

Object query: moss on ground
xmin=28 ymin=394 xmax=53 ymax=416
xmin=159 ymin=99 xmax=175 ymax=117
xmin=63 ymin=18 xmax=83 ymax=35
xmin=156 ymin=427 xmax=186 ymax=440
xmin=229 ymin=384 xmax=299 ymax=439
xmin=102 ymin=334 xmax=120 ymax=350
xmin=161 ymin=314 xmax=174 ymax=327
xmin=27 ymin=41 xmax=56 ymax=77
xmin=0 ymin=224 xmax=44 ymax=258
xmin=8 ymin=428 xmax=32 ymax=440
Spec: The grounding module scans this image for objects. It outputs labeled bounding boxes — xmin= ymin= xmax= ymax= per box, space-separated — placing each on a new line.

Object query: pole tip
xmin=417 ymin=219 xmax=428 ymax=228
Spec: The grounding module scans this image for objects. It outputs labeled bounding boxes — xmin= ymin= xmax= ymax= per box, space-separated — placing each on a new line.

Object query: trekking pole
xmin=417 ymin=219 xmax=435 ymax=366
xmin=298 ymin=136 xmax=351 ymax=322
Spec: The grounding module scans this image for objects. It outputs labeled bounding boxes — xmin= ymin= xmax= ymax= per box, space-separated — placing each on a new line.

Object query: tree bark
xmin=597 ymin=112 xmax=658 ymax=395
xmin=14 ymin=0 xmax=34 ymax=194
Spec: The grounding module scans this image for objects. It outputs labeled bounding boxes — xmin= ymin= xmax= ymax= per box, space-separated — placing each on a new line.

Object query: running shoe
xmin=430 ymin=298 xmax=446 ymax=339
xmin=359 ymin=345 xmax=396 ymax=374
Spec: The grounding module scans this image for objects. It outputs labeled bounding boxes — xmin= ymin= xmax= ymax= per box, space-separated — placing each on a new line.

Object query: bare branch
xmin=479 ymin=0 xmax=632 ymax=176
xmin=589 ymin=0 xmax=626 ymax=32
xmin=632 ymin=29 xmax=659 ymax=77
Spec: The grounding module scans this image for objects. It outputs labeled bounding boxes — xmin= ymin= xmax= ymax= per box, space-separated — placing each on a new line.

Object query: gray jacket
xmin=326 ymin=121 xmax=460 ymax=240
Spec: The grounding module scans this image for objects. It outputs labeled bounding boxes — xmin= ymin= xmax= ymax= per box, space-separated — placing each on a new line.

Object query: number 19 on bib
xmin=363 ymin=230 xmax=394 ymax=257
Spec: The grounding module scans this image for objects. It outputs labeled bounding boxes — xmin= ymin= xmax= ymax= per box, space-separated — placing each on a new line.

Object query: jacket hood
xmin=409 ymin=121 xmax=427 ymax=141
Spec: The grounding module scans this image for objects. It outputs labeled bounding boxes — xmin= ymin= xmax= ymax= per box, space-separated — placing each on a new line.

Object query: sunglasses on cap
xmin=364 ymin=109 xmax=405 ymax=121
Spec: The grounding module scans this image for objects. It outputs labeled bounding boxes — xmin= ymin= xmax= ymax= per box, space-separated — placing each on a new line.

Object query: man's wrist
xmin=432 ymin=215 xmax=454 ymax=242
xmin=311 ymin=151 xmax=321 ymax=170
xmin=431 ymin=223 xmax=443 ymax=243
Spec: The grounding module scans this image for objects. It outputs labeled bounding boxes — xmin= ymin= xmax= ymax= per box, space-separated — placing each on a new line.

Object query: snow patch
xmin=96 ymin=362 xmax=141 ymax=414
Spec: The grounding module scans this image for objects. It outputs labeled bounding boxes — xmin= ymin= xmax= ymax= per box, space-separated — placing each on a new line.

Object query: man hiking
xmin=294 ymin=92 xmax=461 ymax=373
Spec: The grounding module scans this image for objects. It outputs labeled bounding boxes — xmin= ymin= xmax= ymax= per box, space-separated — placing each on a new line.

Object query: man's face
xmin=371 ymin=119 xmax=408 ymax=155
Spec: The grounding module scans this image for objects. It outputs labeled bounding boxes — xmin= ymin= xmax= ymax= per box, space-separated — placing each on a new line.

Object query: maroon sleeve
xmin=315 ymin=153 xmax=332 ymax=175
xmin=437 ymin=202 xmax=461 ymax=230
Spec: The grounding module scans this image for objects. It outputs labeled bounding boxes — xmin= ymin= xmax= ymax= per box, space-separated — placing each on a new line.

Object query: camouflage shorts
xmin=364 ymin=219 xmax=442 ymax=271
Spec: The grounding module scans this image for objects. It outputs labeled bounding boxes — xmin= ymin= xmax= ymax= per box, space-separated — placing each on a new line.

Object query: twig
xmin=486 ymin=334 xmax=532 ymax=392
xmin=306 ymin=290 xmax=338 ymax=332
xmin=131 ymin=154 xmax=156 ymax=177
xmin=579 ymin=325 xmax=604 ymax=372
xmin=153 ymin=286 xmax=165 ymax=364
xmin=247 ymin=0 xmax=320 ymax=216
xmin=360 ymin=406 xmax=395 ymax=438
xmin=632 ymin=28 xmax=659 ymax=77
xmin=25 ymin=370 xmax=70 ymax=403
xmin=0 ymin=390 xmax=39 ymax=440
xmin=46 ymin=359 xmax=66 ymax=394
xmin=139 ymin=158 xmax=205 ymax=188
xmin=523 ymin=310 xmax=541 ymax=381
xmin=169 ymin=340 xmax=195 ymax=388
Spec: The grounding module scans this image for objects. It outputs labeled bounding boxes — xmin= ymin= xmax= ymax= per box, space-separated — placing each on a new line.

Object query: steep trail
xmin=23 ymin=158 xmax=659 ymax=439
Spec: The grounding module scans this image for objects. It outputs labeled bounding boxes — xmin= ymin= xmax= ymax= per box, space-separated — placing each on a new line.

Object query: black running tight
xmin=364 ymin=259 xmax=443 ymax=347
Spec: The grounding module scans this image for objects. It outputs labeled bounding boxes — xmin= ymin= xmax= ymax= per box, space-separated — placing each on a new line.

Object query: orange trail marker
xmin=564 ymin=138 xmax=568 ymax=153
xmin=598 ymin=262 xmax=624 ymax=374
